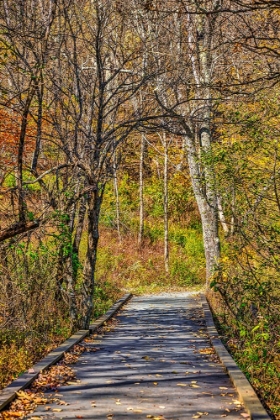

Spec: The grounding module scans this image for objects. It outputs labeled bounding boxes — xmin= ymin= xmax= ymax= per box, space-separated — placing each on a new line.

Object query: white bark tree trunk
xmin=138 ymin=134 xmax=145 ymax=247
xmin=163 ymin=132 xmax=169 ymax=273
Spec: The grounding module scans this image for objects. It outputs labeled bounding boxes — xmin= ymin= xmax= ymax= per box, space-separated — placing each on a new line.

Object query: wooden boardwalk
xmin=26 ymin=293 xmax=250 ymax=419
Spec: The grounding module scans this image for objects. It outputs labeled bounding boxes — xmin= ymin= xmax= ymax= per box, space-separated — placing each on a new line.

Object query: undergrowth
xmin=208 ymin=288 xmax=280 ymax=419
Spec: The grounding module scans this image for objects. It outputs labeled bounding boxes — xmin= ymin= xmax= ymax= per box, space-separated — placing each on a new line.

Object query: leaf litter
xmin=0 ymin=342 xmax=95 ymax=420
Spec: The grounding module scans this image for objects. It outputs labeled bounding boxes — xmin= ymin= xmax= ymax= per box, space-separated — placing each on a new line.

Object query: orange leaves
xmin=0 ymin=390 xmax=47 ymax=420
xmin=31 ymin=364 xmax=76 ymax=392
xmin=0 ymin=108 xmax=36 ymax=168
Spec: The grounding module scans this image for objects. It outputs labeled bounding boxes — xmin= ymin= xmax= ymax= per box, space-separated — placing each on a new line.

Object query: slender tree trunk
xmin=17 ymin=88 xmax=35 ymax=223
xmin=32 ymin=75 xmax=44 ymax=171
xmin=138 ymin=134 xmax=145 ymax=247
xmin=113 ymin=151 xmax=121 ymax=243
xmin=73 ymin=195 xmax=86 ymax=258
xmin=163 ymin=132 xmax=169 ymax=273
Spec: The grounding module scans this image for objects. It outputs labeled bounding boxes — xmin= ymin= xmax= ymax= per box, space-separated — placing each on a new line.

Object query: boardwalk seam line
xmin=0 ymin=292 xmax=132 ymax=412
xmin=201 ymin=294 xmax=271 ymax=420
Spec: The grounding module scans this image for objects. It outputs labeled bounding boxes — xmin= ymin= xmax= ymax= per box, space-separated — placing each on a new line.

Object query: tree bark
xmin=163 ymin=132 xmax=169 ymax=273
xmin=138 ymin=134 xmax=146 ymax=247
xmin=81 ymin=187 xmax=103 ymax=329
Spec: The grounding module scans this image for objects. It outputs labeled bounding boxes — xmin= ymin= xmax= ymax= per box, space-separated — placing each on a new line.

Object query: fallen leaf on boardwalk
xmin=191 ymin=381 xmax=197 ymax=383
xmin=28 ymin=369 xmax=36 ymax=374
xmin=240 ymin=414 xmax=250 ymax=418
xmin=30 ymin=417 xmax=42 ymax=420
xmin=159 ymin=406 xmax=165 ymax=409
xmin=153 ymin=417 xmax=166 ymax=420
xmin=76 ymin=416 xmax=84 ymax=419
xmin=192 ymin=415 xmax=201 ymax=419
xmin=32 ymin=365 xmax=76 ymax=392
xmin=199 ymin=348 xmax=215 ymax=355
xmin=233 ymin=400 xmax=241 ymax=405
xmin=219 ymin=387 xmax=228 ymax=390
xmin=127 ymin=407 xmax=134 ymax=411
xmin=153 ymin=382 xmax=158 ymax=385
xmin=52 ymin=408 xmax=63 ymax=412
xmin=64 ymin=353 xmax=79 ymax=364
xmin=190 ymin=384 xmax=200 ymax=388
xmin=1 ymin=412 xmax=25 ymax=418
xmin=133 ymin=409 xmax=143 ymax=413
xmin=177 ymin=383 xmax=187 ymax=386
xmin=116 ymin=402 xmax=122 ymax=405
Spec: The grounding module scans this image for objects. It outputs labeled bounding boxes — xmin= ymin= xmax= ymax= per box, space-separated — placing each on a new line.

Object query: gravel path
xmin=27 ymin=293 xmax=249 ymax=420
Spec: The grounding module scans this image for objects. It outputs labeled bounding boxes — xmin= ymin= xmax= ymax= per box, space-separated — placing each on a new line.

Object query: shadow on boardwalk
xmin=26 ymin=293 xmax=249 ymax=420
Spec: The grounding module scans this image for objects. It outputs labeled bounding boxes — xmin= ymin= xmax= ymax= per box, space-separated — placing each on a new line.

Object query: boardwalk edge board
xmin=0 ymin=292 xmax=132 ymax=412
xmin=201 ymin=294 xmax=271 ymax=420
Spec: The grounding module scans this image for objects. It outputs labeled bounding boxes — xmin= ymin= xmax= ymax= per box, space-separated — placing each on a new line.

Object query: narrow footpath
xmin=27 ymin=293 xmax=250 ymax=420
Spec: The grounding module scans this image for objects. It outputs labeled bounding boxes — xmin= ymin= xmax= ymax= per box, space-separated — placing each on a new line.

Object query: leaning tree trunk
xmin=184 ymin=5 xmax=221 ymax=286
xmin=185 ymin=132 xmax=220 ymax=286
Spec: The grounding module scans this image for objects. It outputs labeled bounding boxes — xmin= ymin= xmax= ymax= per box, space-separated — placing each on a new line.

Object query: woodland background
xmin=0 ymin=0 xmax=279 ymax=418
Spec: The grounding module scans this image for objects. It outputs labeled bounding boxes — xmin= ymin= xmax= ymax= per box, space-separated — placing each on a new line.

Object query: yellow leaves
xmin=198 ymin=348 xmax=215 ymax=355
xmin=0 ymin=390 xmax=48 ymax=420
xmin=127 ymin=407 xmax=143 ymax=413
xmin=16 ymin=391 xmax=47 ymax=406
xmin=192 ymin=412 xmax=208 ymax=418
xmin=0 ymin=412 xmax=25 ymax=419
xmin=31 ymin=364 xmax=76 ymax=392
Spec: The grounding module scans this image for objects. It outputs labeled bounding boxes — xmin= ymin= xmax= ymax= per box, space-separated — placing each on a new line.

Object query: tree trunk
xmin=138 ymin=134 xmax=146 ymax=247
xmin=113 ymin=151 xmax=122 ymax=243
xmin=163 ymin=132 xmax=169 ymax=273
xmin=81 ymin=188 xmax=103 ymax=329
xmin=184 ymin=134 xmax=220 ymax=286
xmin=217 ymin=195 xmax=229 ymax=235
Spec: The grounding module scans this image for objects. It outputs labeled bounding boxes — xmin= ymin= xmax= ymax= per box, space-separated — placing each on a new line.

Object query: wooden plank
xmin=0 ymin=293 xmax=132 ymax=411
